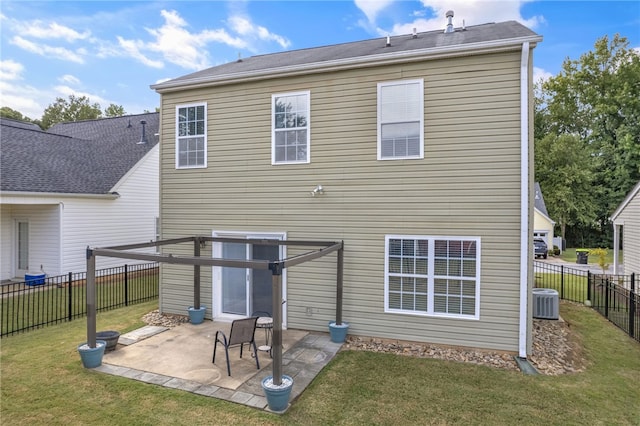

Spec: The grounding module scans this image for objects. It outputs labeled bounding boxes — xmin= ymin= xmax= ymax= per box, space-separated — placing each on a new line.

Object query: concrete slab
xmin=98 ymin=320 xmax=343 ymax=413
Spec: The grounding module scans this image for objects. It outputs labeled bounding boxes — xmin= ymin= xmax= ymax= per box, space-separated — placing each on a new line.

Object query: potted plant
xmin=187 ymin=305 xmax=206 ymax=324
xmin=261 ymin=374 xmax=293 ymax=412
xmin=77 ymin=339 xmax=107 ymax=368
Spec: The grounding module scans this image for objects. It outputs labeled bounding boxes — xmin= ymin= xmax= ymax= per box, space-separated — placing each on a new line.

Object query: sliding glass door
xmin=213 ymin=232 xmax=285 ymax=320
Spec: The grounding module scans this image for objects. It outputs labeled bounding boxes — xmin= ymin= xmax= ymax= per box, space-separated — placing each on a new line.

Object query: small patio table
xmin=256 ymin=316 xmax=273 ymax=357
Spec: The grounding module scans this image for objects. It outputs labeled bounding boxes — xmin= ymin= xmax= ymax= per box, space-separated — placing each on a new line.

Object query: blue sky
xmin=1 ymin=1 xmax=638 ymax=120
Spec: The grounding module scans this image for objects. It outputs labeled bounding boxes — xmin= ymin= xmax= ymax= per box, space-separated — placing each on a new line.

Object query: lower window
xmin=384 ymin=235 xmax=480 ymax=319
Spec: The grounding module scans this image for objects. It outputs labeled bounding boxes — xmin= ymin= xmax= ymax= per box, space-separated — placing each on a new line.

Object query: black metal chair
xmin=212 ymin=316 xmax=260 ymax=376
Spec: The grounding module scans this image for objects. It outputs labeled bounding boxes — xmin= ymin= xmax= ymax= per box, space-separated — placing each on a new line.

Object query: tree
xmin=41 ymin=95 xmax=102 ymax=129
xmin=104 ymin=104 xmax=126 ymax=117
xmin=536 ymin=34 xmax=640 ymax=246
xmin=534 ymin=134 xmax=596 ymax=244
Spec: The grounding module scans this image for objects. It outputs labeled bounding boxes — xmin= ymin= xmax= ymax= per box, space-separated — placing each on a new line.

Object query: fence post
xmin=629 ymin=273 xmax=635 ymax=340
xmin=560 ymin=265 xmax=564 ymax=299
xmin=124 ymin=264 xmax=129 ymax=307
xmin=587 ymin=271 xmax=591 ymax=303
xmin=67 ymin=272 xmax=73 ymax=322
xmin=604 ymin=277 xmax=609 ymax=318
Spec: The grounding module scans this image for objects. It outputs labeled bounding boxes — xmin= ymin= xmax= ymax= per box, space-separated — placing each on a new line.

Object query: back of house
xmin=153 ymin=17 xmax=541 ymax=356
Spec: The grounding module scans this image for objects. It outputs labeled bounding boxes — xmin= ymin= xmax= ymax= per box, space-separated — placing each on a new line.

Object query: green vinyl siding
xmin=157 ymin=48 xmax=529 ymax=352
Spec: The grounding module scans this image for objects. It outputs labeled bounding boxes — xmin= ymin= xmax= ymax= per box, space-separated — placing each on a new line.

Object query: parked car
xmin=534 ymin=239 xmax=548 ymax=259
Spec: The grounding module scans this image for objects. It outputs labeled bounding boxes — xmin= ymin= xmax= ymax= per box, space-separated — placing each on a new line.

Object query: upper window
xmin=176 ymin=103 xmax=207 ymax=169
xmin=377 ymin=79 xmax=424 ymax=160
xmin=272 ymin=91 xmax=310 ymax=165
xmin=385 ymin=235 xmax=480 ymax=319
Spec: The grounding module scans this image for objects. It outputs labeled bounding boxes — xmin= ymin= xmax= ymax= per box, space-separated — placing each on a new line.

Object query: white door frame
xmin=211 ymin=230 xmax=287 ymax=326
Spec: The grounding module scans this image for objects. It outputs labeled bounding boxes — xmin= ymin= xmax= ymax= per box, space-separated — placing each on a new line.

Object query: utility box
xmin=532 ymin=288 xmax=559 ymax=320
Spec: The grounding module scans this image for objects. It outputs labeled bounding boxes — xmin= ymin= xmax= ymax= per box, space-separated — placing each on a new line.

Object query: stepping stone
xmin=118 ymin=325 xmax=168 ymax=345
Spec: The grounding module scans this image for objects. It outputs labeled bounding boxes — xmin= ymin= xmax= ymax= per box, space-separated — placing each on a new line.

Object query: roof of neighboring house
xmin=152 ymin=20 xmax=541 ymax=92
xmin=610 ymin=180 xmax=640 ymax=221
xmin=0 ymin=117 xmax=42 ymax=131
xmin=0 ymin=113 xmax=159 ymax=195
xmin=534 ymin=182 xmax=550 ymax=217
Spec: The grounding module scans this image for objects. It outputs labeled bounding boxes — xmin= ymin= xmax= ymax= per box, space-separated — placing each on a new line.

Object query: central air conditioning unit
xmin=532 ymin=288 xmax=559 ymax=320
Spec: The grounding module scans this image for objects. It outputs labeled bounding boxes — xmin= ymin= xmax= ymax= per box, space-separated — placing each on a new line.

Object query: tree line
xmin=535 ymin=34 xmax=639 ymax=248
xmin=0 ymin=95 xmax=127 ymax=130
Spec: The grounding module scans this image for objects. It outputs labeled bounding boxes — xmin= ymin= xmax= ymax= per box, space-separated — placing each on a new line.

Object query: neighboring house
xmin=0 ymin=113 xmax=159 ymax=281
xmin=611 ymin=180 xmax=640 ymax=277
xmin=151 ymin=18 xmax=542 ymax=357
xmin=533 ymin=182 xmax=555 ymax=250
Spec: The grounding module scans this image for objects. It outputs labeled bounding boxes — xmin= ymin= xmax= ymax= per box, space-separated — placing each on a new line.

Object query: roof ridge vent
xmin=444 ymin=10 xmax=454 ymax=33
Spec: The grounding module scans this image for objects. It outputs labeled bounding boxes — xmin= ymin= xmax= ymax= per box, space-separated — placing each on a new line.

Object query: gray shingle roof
xmin=153 ymin=20 xmax=540 ymax=91
xmin=534 ymin=182 xmax=550 ymax=217
xmin=1 ymin=113 xmax=158 ymax=194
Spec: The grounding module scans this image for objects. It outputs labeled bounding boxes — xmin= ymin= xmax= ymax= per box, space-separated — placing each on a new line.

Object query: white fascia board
xmin=0 ymin=191 xmax=120 ymax=203
xmin=152 ymin=35 xmax=543 ymax=93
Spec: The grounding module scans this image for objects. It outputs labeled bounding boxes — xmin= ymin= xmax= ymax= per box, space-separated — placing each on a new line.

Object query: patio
xmin=95 ymin=320 xmax=343 ymax=412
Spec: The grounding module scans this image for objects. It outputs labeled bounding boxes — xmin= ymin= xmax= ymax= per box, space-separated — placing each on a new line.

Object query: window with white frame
xmin=272 ymin=91 xmax=310 ymax=164
xmin=377 ymin=79 xmax=424 ymax=160
xmin=385 ymin=235 xmax=480 ymax=319
xmin=176 ymin=103 xmax=207 ymax=168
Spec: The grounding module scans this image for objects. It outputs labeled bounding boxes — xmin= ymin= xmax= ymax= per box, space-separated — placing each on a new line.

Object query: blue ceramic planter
xmin=262 ymin=375 xmax=293 ymax=412
xmin=188 ymin=306 xmax=206 ymax=324
xmin=328 ymin=321 xmax=349 ymax=343
xmin=78 ymin=340 xmax=107 ymax=368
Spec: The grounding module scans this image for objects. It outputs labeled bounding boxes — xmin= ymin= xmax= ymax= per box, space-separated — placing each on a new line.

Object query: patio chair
xmin=212 ymin=316 xmax=260 ymax=376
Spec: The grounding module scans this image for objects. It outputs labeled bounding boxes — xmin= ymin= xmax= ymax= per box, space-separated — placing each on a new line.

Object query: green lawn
xmin=2 ymin=301 xmax=639 ymax=425
xmin=559 ymin=248 xmax=621 ymax=266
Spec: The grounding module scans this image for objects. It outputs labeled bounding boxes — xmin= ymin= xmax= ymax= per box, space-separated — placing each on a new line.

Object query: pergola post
xmin=194 ymin=237 xmax=201 ymax=309
xmin=270 ymin=261 xmax=283 ymax=385
xmin=86 ymin=247 xmax=97 ymax=348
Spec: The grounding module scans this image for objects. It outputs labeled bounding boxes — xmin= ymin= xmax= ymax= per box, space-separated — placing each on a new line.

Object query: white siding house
xmin=0 ymin=114 xmax=159 ymax=281
xmin=611 ymin=180 xmax=640 ymax=279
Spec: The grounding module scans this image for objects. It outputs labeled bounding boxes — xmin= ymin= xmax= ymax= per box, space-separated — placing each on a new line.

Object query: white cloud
xmin=14 ymin=20 xmax=91 ymax=42
xmin=58 ymin=74 xmax=81 ymax=85
xmin=53 ymin=85 xmax=111 ymax=106
xmin=228 ymin=15 xmax=290 ymax=49
xmin=533 ymin=66 xmax=553 ymax=85
xmin=0 ymin=59 xmax=24 ymax=81
xmin=116 ymin=36 xmax=164 ymax=69
xmin=11 ymin=36 xmax=85 ymax=63
xmin=356 ymin=0 xmax=545 ymax=36
xmin=354 ymin=0 xmax=395 ymax=23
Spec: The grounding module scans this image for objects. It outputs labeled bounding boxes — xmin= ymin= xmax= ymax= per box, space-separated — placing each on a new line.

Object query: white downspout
xmin=518 ymin=42 xmax=531 ymax=359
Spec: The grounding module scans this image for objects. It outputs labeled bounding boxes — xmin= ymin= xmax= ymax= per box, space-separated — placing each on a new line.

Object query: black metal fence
xmin=534 ymin=261 xmax=638 ymax=343
xmin=1 ymin=263 xmax=159 ymax=337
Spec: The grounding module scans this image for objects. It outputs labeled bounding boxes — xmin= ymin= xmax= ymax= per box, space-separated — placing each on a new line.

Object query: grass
xmin=558 ymin=248 xmax=621 ymax=266
xmin=2 ymin=301 xmax=640 ymax=425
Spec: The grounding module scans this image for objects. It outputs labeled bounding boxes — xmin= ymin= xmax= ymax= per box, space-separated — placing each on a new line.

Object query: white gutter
xmin=0 ymin=191 xmax=120 ymax=201
xmin=519 ymin=41 xmax=531 ymax=359
xmin=152 ymin=35 xmax=542 ymax=93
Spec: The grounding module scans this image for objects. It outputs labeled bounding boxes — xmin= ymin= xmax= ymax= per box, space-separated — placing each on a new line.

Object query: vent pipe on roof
xmin=386 ymin=35 xmax=391 ymax=47
xmin=412 ymin=28 xmax=417 ymax=39
xmin=444 ymin=10 xmax=454 ymax=33
xmin=137 ymin=120 xmax=148 ymax=145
